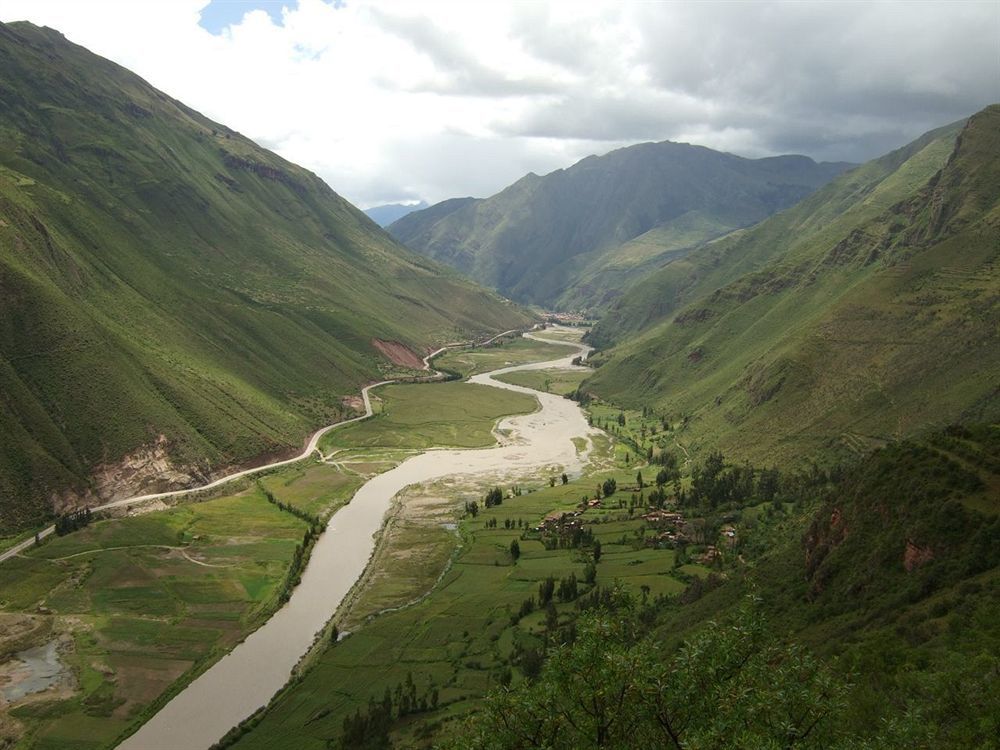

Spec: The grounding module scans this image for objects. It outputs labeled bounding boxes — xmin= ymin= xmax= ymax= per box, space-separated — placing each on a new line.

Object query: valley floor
xmin=0 ymin=334 xmax=553 ymax=749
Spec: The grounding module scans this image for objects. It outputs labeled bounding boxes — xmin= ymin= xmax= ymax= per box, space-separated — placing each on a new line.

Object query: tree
xmin=538 ymin=576 xmax=555 ymax=605
xmin=339 ymin=697 xmax=393 ymax=750
xmin=636 ymin=470 xmax=644 ymax=489
xmin=602 ymin=478 xmax=617 ymax=498
xmin=655 ymin=467 xmax=677 ymax=488
xmin=561 ymin=473 xmax=569 ymax=485
xmin=519 ymin=646 xmax=544 ymax=680
xmin=445 ymin=598 xmax=849 ymax=750
xmin=545 ymin=601 xmax=559 ymax=632
xmin=557 ymin=573 xmax=578 ymax=602
xmin=757 ymin=467 xmax=781 ymax=502
xmin=510 ymin=539 xmax=521 ymax=562
xmin=592 ymin=539 xmax=602 ymax=564
xmin=485 ymin=487 xmax=504 ymax=508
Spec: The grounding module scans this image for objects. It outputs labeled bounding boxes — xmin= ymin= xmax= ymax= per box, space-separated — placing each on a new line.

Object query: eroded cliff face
xmin=803 ymin=506 xmax=849 ymax=599
xmin=371 ymin=339 xmax=426 ymax=370
xmin=51 ymin=435 xmax=207 ymax=513
xmin=797 ymin=437 xmax=994 ymax=615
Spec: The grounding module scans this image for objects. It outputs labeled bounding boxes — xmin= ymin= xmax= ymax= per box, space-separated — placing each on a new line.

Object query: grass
xmin=227 ymin=434 xmax=698 ymax=750
xmin=583 ymin=110 xmax=1000 ymax=468
xmin=494 ymin=368 xmax=589 ymax=397
xmin=0 ymin=21 xmax=533 ymax=534
xmin=0 ymin=460 xmax=373 ymax=748
xmin=434 ymin=338 xmax=573 ymax=378
xmin=319 ymin=381 xmax=538 ymax=452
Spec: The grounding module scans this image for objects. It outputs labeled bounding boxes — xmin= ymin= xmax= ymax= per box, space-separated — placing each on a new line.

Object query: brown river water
xmin=118 ymin=330 xmax=595 ymax=750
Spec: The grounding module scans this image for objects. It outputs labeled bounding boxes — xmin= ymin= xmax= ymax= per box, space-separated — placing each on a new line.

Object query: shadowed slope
xmin=0 ymin=22 xmax=531 ymax=531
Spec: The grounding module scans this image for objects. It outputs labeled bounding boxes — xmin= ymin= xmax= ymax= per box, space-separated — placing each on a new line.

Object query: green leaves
xmin=447 ymin=598 xmax=850 ymax=750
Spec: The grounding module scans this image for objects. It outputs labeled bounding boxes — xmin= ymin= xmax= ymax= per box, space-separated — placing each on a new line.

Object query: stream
xmin=118 ymin=330 xmax=595 ymax=750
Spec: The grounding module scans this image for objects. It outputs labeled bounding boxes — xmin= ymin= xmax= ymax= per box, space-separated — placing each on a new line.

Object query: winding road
xmin=0 ymin=328 xmax=524 ymax=565
xmin=116 ymin=327 xmax=595 ymax=750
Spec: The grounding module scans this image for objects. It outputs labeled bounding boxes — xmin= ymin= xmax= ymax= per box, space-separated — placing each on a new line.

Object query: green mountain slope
xmin=654 ymin=425 xmax=1000 ymax=747
xmin=0 ymin=21 xmax=532 ymax=532
xmin=583 ymin=107 xmax=999 ymax=465
xmin=388 ymin=142 xmax=851 ymax=308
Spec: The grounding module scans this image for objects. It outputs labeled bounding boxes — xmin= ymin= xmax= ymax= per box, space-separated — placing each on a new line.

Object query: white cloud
xmin=1 ymin=0 xmax=997 ymax=207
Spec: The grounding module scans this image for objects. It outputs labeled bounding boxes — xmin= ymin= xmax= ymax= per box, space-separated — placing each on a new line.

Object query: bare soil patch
xmin=372 ymin=339 xmax=425 ymax=369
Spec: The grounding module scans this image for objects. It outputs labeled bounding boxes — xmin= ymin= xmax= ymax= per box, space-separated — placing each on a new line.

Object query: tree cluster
xmin=55 ymin=507 xmax=92 ymax=536
xmin=484 ymin=487 xmax=504 ymax=508
xmin=444 ymin=598 xmax=851 ymax=750
xmin=337 ymin=672 xmax=440 ymax=749
xmin=681 ymin=450 xmax=783 ymax=509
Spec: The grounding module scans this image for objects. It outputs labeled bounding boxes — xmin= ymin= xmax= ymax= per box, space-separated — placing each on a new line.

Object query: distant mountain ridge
xmin=0 ymin=21 xmax=531 ymax=531
xmin=363 ymin=200 xmax=428 ymax=227
xmin=389 ymin=141 xmax=852 ymax=308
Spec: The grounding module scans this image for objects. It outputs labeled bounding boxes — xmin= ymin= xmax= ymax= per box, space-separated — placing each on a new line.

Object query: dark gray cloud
xmin=14 ymin=0 xmax=990 ymax=206
xmin=496 ymin=1 xmax=999 ymax=164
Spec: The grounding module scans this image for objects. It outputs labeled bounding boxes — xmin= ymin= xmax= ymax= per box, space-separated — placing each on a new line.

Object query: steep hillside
xmin=583 ymin=107 xmax=998 ymax=465
xmin=389 ymin=142 xmax=850 ymax=308
xmin=587 ymin=120 xmax=966 ymax=348
xmin=655 ymin=425 xmax=1000 ymax=747
xmin=0 ymin=22 xmax=531 ymax=532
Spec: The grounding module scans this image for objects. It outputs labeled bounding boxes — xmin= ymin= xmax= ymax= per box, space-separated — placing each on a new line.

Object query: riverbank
xmin=219 ymin=335 xmax=713 ymax=749
xmin=0 ymin=333 xmax=551 ymax=749
xmin=114 ymin=329 xmax=592 ymax=749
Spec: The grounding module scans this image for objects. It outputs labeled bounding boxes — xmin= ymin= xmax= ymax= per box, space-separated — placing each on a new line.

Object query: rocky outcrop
xmin=903 ymin=539 xmax=934 ymax=571
xmin=87 ymin=435 xmax=205 ymax=505
xmin=222 ymin=153 xmax=305 ymax=195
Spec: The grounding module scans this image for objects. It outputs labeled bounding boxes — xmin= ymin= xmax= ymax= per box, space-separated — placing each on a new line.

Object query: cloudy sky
xmin=1 ymin=0 xmax=997 ymax=208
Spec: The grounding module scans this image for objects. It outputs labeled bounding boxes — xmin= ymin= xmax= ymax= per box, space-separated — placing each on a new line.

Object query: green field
xmin=0 ymin=336 xmax=562 ymax=748
xmin=319 ymin=381 xmax=538 ymax=452
xmin=226 ymin=443 xmax=709 ymax=750
xmin=0 ymin=460 xmax=365 ymax=749
xmin=435 ymin=337 xmax=574 ymax=378
xmin=259 ymin=461 xmax=371 ymax=522
xmin=494 ymin=368 xmax=589 ymax=397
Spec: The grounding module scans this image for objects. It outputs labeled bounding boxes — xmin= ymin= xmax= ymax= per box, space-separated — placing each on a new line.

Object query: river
xmin=118 ymin=330 xmax=595 ymax=750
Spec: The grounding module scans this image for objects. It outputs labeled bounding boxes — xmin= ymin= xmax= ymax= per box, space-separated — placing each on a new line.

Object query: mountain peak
xmin=390 ymin=139 xmax=853 ymax=307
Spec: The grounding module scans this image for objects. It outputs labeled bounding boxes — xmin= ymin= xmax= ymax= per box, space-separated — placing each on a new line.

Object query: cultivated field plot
xmin=258 ymin=461 xmax=374 ymax=522
xmin=494 ymin=367 xmax=589 ymax=397
xmin=435 ymin=337 xmax=573 ymax=378
xmin=319 ymin=381 xmax=538 ymax=452
xmin=0 ymin=462 xmax=360 ymax=750
xmin=229 ymin=464 xmax=708 ymax=750
xmin=530 ymin=326 xmax=589 ymax=342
